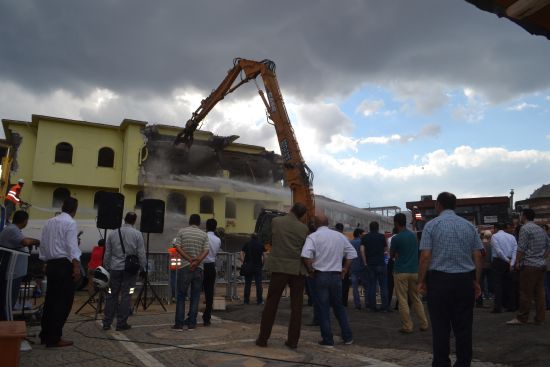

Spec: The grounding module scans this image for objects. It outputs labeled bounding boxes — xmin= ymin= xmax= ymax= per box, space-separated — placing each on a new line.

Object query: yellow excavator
xmin=174 ymin=58 xmax=316 ymax=233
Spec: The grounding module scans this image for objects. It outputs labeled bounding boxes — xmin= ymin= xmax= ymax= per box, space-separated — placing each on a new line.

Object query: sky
xmin=1 ymin=0 xmax=549 ymax=211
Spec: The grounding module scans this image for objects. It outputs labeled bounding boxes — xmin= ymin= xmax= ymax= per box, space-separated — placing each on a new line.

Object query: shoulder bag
xmin=118 ymin=228 xmax=140 ymax=275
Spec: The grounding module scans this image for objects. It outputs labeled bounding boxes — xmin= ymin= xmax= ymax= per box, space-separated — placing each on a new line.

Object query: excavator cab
xmin=254 ymin=208 xmax=286 ymax=252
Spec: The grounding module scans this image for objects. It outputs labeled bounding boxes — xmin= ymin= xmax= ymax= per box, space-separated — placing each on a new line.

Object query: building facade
xmin=515 ymin=184 xmax=550 ymax=226
xmin=2 ymin=115 xmax=290 ymax=250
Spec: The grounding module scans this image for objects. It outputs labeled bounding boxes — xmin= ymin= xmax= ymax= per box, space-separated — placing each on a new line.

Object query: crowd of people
xmin=2 ymin=191 xmax=550 ymax=367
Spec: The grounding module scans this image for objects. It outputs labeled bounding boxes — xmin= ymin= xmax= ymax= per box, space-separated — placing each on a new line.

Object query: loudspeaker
xmin=97 ymin=192 xmax=125 ymax=229
xmin=140 ymin=199 xmax=165 ymax=233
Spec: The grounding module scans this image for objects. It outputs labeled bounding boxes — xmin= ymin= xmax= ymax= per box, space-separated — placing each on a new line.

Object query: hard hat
xmin=93 ymin=266 xmax=110 ymax=289
xmin=17 ymin=178 xmax=25 ymax=184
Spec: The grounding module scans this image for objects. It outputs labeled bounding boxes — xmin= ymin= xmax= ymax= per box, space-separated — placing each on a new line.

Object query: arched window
xmin=135 ymin=191 xmax=144 ymax=209
xmin=55 ymin=142 xmax=73 ymax=164
xmin=167 ymin=192 xmax=186 ymax=215
xmin=253 ymin=203 xmax=264 ymax=220
xmin=225 ymin=200 xmax=236 ymax=219
xmin=200 ymin=195 xmax=214 ymax=214
xmin=52 ymin=187 xmax=70 ymax=208
xmin=97 ymin=147 xmax=114 ymax=167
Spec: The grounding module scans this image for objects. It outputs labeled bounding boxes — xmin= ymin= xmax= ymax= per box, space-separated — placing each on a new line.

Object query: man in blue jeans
xmin=302 ymin=214 xmax=356 ymax=346
xmin=361 ymin=221 xmax=390 ymax=312
xmin=172 ymin=214 xmax=209 ymax=330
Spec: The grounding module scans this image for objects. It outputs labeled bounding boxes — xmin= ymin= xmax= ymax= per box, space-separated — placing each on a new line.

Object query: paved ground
xmin=16 ymin=289 xmax=550 ymax=367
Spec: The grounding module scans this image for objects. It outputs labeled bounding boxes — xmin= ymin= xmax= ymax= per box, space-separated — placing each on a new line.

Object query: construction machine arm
xmin=174 ymin=58 xmax=315 ymax=224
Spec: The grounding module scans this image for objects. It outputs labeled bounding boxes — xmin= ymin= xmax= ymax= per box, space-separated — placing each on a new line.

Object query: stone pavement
xmin=20 ymin=299 xmax=509 ymax=367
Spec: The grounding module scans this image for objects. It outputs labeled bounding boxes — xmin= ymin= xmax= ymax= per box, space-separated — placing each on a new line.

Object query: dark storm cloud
xmin=1 ymin=0 xmax=549 ymax=103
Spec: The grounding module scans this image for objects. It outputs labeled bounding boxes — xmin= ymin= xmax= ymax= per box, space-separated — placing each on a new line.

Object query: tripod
xmin=134 ymin=233 xmax=166 ymax=312
xmin=75 ymin=228 xmax=107 ymax=319
xmin=74 ymin=288 xmax=106 ymax=320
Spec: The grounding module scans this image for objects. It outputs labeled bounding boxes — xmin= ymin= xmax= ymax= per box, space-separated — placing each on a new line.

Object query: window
xmin=55 ymin=142 xmax=73 ymax=164
xmin=225 ymin=200 xmax=236 ymax=219
xmin=200 ymin=195 xmax=214 ymax=214
xmin=52 ymin=187 xmax=70 ymax=208
xmin=97 ymin=147 xmax=114 ymax=167
xmin=253 ymin=203 xmax=264 ymax=220
xmin=135 ymin=191 xmax=144 ymax=209
xmin=167 ymin=192 xmax=186 ymax=215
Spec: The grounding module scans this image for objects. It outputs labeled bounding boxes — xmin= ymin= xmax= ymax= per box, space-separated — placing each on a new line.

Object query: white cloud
xmin=452 ymin=87 xmax=488 ymax=123
xmin=307 ymin=145 xmax=550 ymax=209
xmin=464 ymin=87 xmax=476 ymax=101
xmin=286 ymin=101 xmax=355 ymax=158
xmin=360 ymin=134 xmax=401 ymax=145
xmin=507 ymin=102 xmax=539 ymax=111
xmin=326 ymin=134 xmax=358 ymax=153
xmin=358 ymin=124 xmax=440 ymax=145
xmin=356 ymin=99 xmax=385 ymax=117
xmin=388 ymin=80 xmax=449 ymax=114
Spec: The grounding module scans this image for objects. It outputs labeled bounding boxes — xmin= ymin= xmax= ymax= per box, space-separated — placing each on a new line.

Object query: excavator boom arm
xmin=174 ymin=58 xmax=315 ymax=224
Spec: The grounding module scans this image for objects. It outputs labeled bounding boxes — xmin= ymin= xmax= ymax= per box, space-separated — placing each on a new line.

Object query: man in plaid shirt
xmin=417 ymin=192 xmax=482 ymax=367
xmin=507 ymin=209 xmax=550 ymax=326
xmin=172 ymin=214 xmax=209 ymax=330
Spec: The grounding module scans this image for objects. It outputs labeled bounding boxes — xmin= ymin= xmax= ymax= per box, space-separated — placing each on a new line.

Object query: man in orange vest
xmin=5 ymin=178 xmax=25 ymax=222
xmin=168 ymin=246 xmax=182 ymax=302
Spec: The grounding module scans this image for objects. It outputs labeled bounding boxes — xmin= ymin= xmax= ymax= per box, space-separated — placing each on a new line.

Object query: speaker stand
xmin=76 ymin=229 xmax=107 ymax=319
xmin=75 ymin=289 xmax=105 ymax=320
xmin=134 ymin=233 xmax=166 ymax=312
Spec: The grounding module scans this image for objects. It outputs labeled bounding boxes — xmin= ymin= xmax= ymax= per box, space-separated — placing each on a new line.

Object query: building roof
xmin=406 ymin=196 xmax=510 ymax=210
xmin=2 ymin=115 xmax=148 ymax=139
xmin=465 ymin=0 xmax=550 ymax=40
xmin=530 ymin=183 xmax=550 ymax=198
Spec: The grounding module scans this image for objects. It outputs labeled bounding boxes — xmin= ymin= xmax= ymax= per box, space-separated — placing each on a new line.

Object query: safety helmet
xmin=93 ymin=266 xmax=110 ymax=289
xmin=17 ymin=178 xmax=24 ymax=184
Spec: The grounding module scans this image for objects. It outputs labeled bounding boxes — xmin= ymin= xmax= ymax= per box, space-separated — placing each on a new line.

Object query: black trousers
xmin=202 ymin=262 xmax=216 ymax=323
xmin=40 ymin=258 xmax=75 ymax=345
xmin=342 ymin=272 xmax=350 ymax=306
xmin=427 ymin=271 xmax=475 ymax=367
xmin=492 ymin=258 xmax=514 ymax=311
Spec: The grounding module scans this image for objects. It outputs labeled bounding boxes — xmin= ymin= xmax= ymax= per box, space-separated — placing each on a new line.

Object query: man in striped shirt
xmin=507 ymin=209 xmax=550 ymax=326
xmin=172 ymin=214 xmax=209 ymax=330
xmin=418 ymin=192 xmax=482 ymax=367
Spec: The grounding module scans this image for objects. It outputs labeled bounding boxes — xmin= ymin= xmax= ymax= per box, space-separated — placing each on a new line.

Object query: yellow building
xmin=2 ymin=115 xmax=290 ymax=236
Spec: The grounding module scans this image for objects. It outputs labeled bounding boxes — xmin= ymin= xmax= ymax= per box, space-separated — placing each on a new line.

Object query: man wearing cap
xmin=4 ymin=178 xmax=26 ymax=222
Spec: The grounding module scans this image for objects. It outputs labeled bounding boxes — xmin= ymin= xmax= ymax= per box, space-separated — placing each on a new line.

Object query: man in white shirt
xmin=202 ymin=218 xmax=221 ymax=326
xmin=38 ymin=197 xmax=81 ymax=348
xmin=301 ymin=214 xmax=357 ymax=347
xmin=491 ymin=222 xmax=518 ymax=313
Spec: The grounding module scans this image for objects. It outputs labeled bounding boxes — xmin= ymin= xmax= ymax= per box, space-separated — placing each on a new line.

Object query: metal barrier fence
xmin=134 ymin=252 xmax=171 ymax=304
xmin=136 ymin=251 xmax=261 ymax=304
